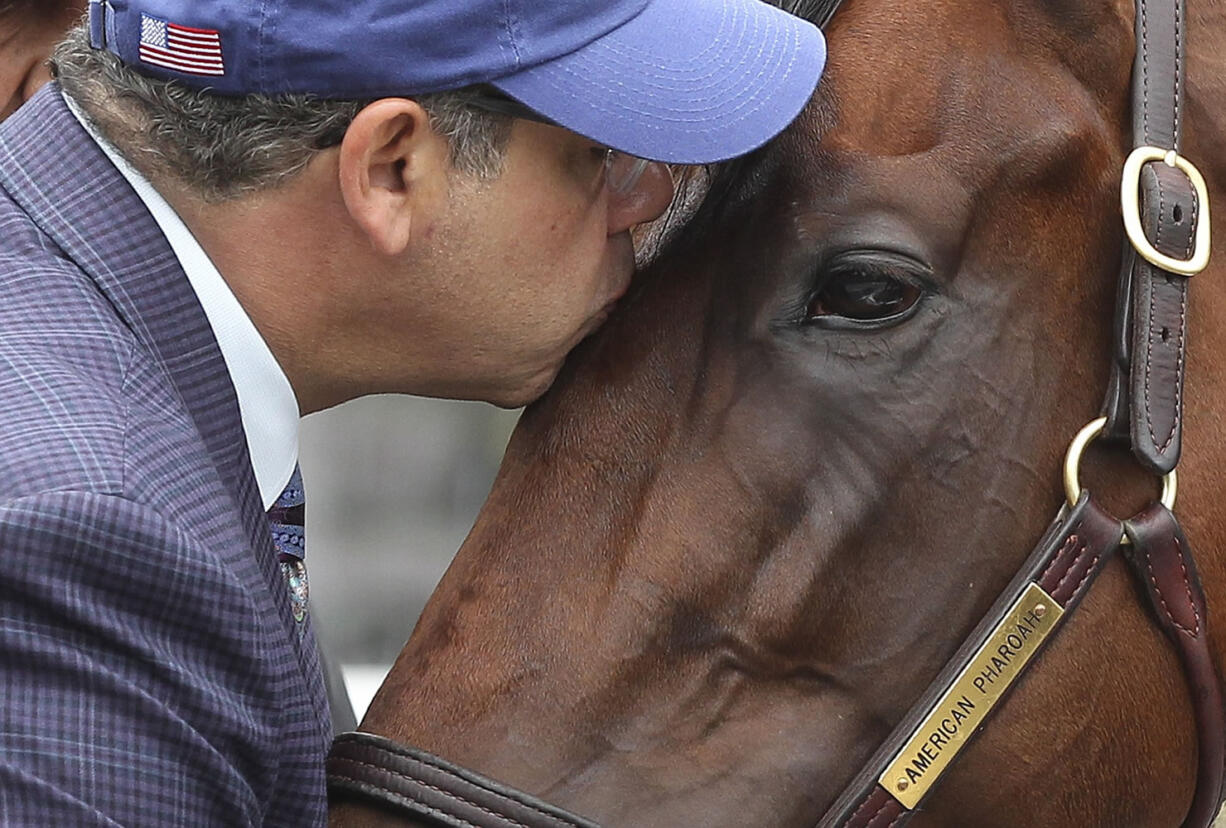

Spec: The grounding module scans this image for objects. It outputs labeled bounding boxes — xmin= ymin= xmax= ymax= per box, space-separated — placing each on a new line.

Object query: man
xmin=0 ymin=0 xmax=826 ymax=824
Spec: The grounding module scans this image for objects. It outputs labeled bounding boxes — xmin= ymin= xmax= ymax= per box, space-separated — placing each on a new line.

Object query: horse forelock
xmin=776 ymin=0 xmax=844 ymax=25
xmin=643 ymin=80 xmax=837 ymax=272
xmin=636 ymin=0 xmax=841 ymax=264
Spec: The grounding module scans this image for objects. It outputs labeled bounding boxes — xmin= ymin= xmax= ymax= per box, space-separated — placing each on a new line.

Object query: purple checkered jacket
xmin=0 ymin=86 xmax=330 ymax=825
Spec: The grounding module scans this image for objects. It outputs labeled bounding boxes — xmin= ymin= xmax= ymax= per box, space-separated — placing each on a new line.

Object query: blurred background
xmin=300 ymin=397 xmax=520 ymax=720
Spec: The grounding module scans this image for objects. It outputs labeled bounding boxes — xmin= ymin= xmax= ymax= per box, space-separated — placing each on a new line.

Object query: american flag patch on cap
xmin=139 ymin=14 xmax=225 ymax=76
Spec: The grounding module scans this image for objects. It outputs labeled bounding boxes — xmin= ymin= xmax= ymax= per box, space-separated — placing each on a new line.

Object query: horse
xmin=330 ymin=0 xmax=1226 ymax=824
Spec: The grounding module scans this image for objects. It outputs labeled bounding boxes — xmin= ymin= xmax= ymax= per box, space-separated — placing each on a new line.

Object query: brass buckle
xmin=1121 ymin=146 xmax=1212 ymax=276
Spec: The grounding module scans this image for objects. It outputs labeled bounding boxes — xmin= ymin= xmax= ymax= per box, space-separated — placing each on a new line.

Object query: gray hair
xmin=51 ymin=24 xmax=512 ymax=202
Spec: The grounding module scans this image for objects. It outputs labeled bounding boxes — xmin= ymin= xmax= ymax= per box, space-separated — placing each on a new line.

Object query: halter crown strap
xmin=1101 ymin=0 xmax=1207 ymax=473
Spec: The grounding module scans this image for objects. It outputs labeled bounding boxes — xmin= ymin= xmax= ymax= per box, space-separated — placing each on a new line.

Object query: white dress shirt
xmin=65 ymin=96 xmax=300 ymax=510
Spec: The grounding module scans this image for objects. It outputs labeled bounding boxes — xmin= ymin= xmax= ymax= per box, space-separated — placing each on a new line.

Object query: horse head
xmin=336 ymin=0 xmax=1226 ymax=824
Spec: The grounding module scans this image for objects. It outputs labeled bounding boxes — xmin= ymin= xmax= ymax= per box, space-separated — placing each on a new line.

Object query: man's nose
xmin=607 ymin=162 xmax=676 ymax=235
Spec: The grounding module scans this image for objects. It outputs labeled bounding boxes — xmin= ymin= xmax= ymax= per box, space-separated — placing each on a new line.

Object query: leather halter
xmin=327 ymin=1 xmax=1223 ymax=824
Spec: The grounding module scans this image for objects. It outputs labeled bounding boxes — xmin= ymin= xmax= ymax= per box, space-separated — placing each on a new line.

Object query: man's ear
xmin=338 ymin=98 xmax=451 ymax=257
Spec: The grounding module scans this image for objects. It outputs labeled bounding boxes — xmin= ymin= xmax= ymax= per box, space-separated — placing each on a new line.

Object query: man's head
xmin=53 ymin=0 xmax=826 ymax=411
xmin=0 ymin=0 xmax=84 ymax=120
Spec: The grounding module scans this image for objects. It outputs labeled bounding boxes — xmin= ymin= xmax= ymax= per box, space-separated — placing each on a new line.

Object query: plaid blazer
xmin=0 ymin=87 xmax=330 ymax=826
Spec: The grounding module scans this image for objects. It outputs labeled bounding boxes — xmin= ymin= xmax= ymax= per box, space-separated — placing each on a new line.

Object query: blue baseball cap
xmin=87 ymin=0 xmax=826 ymax=164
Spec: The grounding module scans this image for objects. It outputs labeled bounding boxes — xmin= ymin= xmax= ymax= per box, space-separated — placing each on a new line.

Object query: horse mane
xmin=639 ymin=0 xmax=842 ymax=264
xmin=777 ymin=0 xmax=843 ymax=27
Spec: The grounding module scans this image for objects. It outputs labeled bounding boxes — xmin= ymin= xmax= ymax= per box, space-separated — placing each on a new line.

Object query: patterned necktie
xmin=267 ymin=464 xmax=309 ymax=626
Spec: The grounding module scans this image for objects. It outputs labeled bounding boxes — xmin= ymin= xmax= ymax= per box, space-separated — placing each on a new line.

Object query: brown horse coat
xmin=334 ymin=0 xmax=1226 ymax=825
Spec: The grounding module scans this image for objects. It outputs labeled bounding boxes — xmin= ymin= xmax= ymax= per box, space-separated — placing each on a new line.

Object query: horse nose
xmin=607 ymin=161 xmax=676 ymax=235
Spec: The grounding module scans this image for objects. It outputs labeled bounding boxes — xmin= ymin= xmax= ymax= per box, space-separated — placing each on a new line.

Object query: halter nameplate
xmin=879 ymin=583 xmax=1063 ymax=808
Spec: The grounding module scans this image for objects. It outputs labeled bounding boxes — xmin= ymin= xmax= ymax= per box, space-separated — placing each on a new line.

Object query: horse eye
xmin=804 ymin=259 xmax=926 ymax=327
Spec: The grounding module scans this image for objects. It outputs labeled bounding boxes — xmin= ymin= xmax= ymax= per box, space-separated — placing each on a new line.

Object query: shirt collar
xmin=64 ymin=95 xmax=300 ymax=511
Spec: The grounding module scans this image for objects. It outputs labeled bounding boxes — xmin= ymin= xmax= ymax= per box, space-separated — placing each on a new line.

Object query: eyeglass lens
xmin=606 ymin=152 xmax=652 ymax=196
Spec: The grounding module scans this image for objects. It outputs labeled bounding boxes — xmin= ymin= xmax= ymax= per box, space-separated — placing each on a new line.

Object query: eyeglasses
xmin=465 ymin=88 xmax=653 ymax=196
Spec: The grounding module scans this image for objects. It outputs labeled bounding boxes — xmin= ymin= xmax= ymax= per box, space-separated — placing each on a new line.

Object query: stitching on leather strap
xmin=331 ymin=773 xmax=481 ymax=828
xmin=885 ymin=812 xmax=907 ymax=828
xmin=1172 ymin=282 xmax=1186 ymax=444
xmin=1039 ymin=527 xmax=1082 ymax=586
xmin=342 ymin=737 xmax=587 ymax=825
xmin=1185 ymin=188 xmax=1198 ymax=257
xmin=1143 ymin=274 xmax=1160 ymax=447
xmin=1142 ymin=536 xmax=1201 ymax=636
xmin=1065 ymin=549 xmax=1102 ymax=602
xmin=848 ymin=791 xmax=887 ymax=826
xmin=1156 ymin=166 xmax=1167 ymax=252
xmin=331 ymin=756 xmax=536 ymax=828
xmin=862 ymin=799 xmax=893 ymax=828
xmin=1173 ymin=0 xmax=1182 ymax=135
xmin=1044 ymin=537 xmax=1093 ymax=603
xmin=1140 ymin=0 xmax=1150 ymax=138
xmin=1049 ymin=537 xmax=1088 ymax=596
xmin=1165 ymin=184 xmax=1193 ymax=454
xmin=1142 ymin=271 xmax=1183 ymax=453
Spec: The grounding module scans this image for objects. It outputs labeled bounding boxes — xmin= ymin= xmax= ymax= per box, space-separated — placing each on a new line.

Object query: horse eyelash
xmin=792 ymin=255 xmax=933 ymax=324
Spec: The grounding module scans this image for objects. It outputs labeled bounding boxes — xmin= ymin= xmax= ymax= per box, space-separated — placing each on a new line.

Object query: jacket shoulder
xmin=0 ymin=203 xmax=141 ymax=498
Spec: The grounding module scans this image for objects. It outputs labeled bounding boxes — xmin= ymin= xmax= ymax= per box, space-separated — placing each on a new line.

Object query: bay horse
xmin=332 ymin=0 xmax=1226 ymax=824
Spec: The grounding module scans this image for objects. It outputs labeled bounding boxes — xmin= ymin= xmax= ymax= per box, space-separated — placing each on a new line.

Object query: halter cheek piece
xmin=326 ymin=0 xmax=1222 ymax=824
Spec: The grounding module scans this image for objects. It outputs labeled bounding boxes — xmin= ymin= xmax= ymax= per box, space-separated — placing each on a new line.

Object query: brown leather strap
xmin=840 ymin=787 xmax=904 ymax=828
xmin=1126 ymin=162 xmax=1198 ymax=472
xmin=821 ymin=495 xmax=1123 ymax=827
xmin=328 ymin=732 xmax=600 ymax=828
xmin=1131 ymin=0 xmax=1185 ymax=149
xmin=1101 ymin=0 xmax=1199 ymax=472
xmin=1123 ymin=505 xmax=1226 ymax=828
